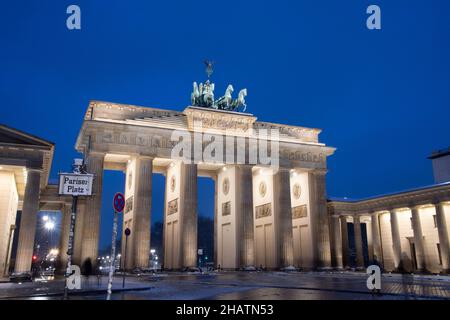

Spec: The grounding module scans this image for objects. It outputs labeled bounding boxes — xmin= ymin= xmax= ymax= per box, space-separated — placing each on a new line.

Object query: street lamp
xmin=44 ymin=220 xmax=55 ymax=230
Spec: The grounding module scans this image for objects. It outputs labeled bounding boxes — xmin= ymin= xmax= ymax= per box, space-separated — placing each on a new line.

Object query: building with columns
xmin=0 ymin=125 xmax=55 ymax=275
xmin=1 ymin=101 xmax=449 ymax=275
xmin=328 ymin=152 xmax=450 ymax=273
xmin=73 ymin=101 xmax=335 ymax=271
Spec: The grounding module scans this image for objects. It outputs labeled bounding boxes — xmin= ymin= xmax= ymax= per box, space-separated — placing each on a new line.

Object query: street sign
xmin=113 ymin=193 xmax=125 ymax=212
xmin=59 ymin=173 xmax=94 ymax=196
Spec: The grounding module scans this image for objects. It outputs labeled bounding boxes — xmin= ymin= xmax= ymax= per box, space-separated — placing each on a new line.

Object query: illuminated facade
xmin=1 ymin=105 xmax=448 ymax=275
xmin=328 ymin=149 xmax=450 ymax=273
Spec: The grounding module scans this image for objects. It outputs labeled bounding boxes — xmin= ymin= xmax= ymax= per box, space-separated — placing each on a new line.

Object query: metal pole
xmin=122 ymin=235 xmax=128 ymax=289
xmin=106 ymin=211 xmax=119 ymax=300
xmin=63 ymin=196 xmax=78 ymax=300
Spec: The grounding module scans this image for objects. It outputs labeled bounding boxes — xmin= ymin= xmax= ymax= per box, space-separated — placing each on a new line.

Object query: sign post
xmin=122 ymin=228 xmax=131 ymax=288
xmin=198 ymin=249 xmax=203 ymax=269
xmin=106 ymin=192 xmax=125 ymax=300
xmin=59 ymin=159 xmax=92 ymax=300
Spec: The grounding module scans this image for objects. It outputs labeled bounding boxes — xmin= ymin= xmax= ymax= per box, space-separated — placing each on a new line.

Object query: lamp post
xmin=59 ymin=158 xmax=93 ymax=300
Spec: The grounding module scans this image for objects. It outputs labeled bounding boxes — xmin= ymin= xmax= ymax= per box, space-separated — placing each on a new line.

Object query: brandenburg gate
xmin=72 ymin=89 xmax=335 ymax=271
xmin=3 ymin=72 xmax=449 ymax=276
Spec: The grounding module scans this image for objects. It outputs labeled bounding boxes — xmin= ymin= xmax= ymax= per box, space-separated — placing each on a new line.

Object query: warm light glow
xmin=0 ymin=166 xmax=3 ymax=170
xmin=170 ymin=162 xmax=175 ymax=168
xmin=44 ymin=221 xmax=55 ymax=230
xmin=222 ymin=166 xmax=227 ymax=172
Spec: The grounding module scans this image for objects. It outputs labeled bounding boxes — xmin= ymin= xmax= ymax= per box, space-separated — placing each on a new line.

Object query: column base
xmin=280 ymin=265 xmax=297 ymax=272
xmin=242 ymin=266 xmax=257 ymax=271
xmin=412 ymin=268 xmax=430 ymax=275
xmin=316 ymin=266 xmax=333 ymax=271
xmin=439 ymin=269 xmax=450 ymax=275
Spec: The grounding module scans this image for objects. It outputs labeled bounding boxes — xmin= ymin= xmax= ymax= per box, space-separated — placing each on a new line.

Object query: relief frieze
xmin=255 ymin=203 xmax=272 ymax=219
xmin=292 ymin=204 xmax=308 ymax=219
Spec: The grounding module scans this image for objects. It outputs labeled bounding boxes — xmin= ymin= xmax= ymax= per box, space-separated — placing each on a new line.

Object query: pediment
xmin=0 ymin=124 xmax=54 ymax=149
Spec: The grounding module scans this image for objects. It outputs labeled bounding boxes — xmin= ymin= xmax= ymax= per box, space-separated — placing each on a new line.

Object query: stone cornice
xmin=79 ymin=101 xmax=332 ymax=147
xmin=328 ymin=183 xmax=450 ymax=216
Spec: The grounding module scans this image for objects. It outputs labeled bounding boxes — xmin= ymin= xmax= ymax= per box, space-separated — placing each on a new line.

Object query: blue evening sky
xmin=1 ymin=1 xmax=449 ymax=249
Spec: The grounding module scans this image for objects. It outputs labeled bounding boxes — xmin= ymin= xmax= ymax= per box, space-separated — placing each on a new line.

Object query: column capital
xmin=25 ymin=168 xmax=43 ymax=174
xmin=234 ymin=163 xmax=254 ymax=170
xmin=275 ymin=167 xmax=291 ymax=174
xmin=370 ymin=211 xmax=380 ymax=217
xmin=408 ymin=204 xmax=422 ymax=211
xmin=137 ymin=155 xmax=154 ymax=161
xmin=309 ymin=169 xmax=328 ymax=176
xmin=432 ymin=200 xmax=447 ymax=207
xmin=63 ymin=201 xmax=73 ymax=209
xmin=387 ymin=207 xmax=402 ymax=214
xmin=87 ymin=151 xmax=106 ymax=157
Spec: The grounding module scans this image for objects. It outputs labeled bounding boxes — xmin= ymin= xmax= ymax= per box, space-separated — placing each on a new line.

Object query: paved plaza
xmin=0 ymin=271 xmax=449 ymax=300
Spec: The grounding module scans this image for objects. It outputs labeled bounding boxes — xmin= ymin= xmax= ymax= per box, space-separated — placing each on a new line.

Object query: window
xmin=433 ymin=215 xmax=437 ymax=228
xmin=437 ymin=244 xmax=442 ymax=265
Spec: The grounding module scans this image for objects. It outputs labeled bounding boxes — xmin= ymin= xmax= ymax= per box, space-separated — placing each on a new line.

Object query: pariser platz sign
xmin=58 ymin=173 xmax=94 ymax=196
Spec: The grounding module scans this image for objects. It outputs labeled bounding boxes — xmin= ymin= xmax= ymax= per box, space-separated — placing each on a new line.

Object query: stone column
xmin=410 ymin=206 xmax=426 ymax=272
xmin=180 ymin=163 xmax=198 ymax=268
xmin=340 ymin=216 xmax=349 ymax=268
xmin=435 ymin=202 xmax=449 ymax=272
xmin=81 ymin=152 xmax=104 ymax=267
xmin=58 ymin=202 xmax=72 ymax=273
xmin=353 ymin=215 xmax=365 ymax=269
xmin=308 ymin=170 xmax=332 ymax=269
xmin=332 ymin=216 xmax=343 ymax=269
xmin=161 ymin=170 xmax=168 ymax=271
xmin=371 ymin=212 xmax=383 ymax=267
xmin=72 ymin=200 xmax=85 ymax=266
xmin=273 ymin=169 xmax=294 ymax=268
xmin=131 ymin=157 xmax=153 ymax=268
xmin=365 ymin=219 xmax=374 ymax=262
xmin=213 ymin=174 xmax=218 ymax=268
xmin=389 ymin=209 xmax=402 ymax=271
xmin=236 ymin=165 xmax=255 ymax=269
xmin=15 ymin=169 xmax=41 ymax=273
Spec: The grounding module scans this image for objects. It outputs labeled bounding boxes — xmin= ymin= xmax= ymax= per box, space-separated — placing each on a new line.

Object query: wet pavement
xmin=1 ymin=271 xmax=449 ymax=300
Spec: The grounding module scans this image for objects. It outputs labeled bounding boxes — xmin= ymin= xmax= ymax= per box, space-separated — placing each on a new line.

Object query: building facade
xmin=328 ymin=151 xmax=450 ymax=274
xmin=1 ymin=102 xmax=449 ymax=275
xmin=72 ymin=101 xmax=335 ymax=271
